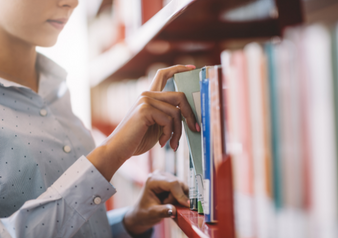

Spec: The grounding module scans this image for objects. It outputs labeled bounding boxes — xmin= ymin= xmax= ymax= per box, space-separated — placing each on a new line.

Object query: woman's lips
xmin=47 ymin=19 xmax=68 ymax=30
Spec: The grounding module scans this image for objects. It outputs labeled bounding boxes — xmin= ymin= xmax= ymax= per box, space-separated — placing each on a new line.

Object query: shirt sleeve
xmin=0 ymin=155 xmax=116 ymax=238
xmin=107 ymin=207 xmax=153 ymax=238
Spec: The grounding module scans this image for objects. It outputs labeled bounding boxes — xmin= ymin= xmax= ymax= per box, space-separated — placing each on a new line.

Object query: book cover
xmin=173 ymin=68 xmax=204 ymax=214
xmin=200 ymin=66 xmax=217 ymax=222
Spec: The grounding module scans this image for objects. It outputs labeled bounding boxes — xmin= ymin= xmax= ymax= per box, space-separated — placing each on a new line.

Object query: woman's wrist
xmin=87 ymin=145 xmax=126 ymax=181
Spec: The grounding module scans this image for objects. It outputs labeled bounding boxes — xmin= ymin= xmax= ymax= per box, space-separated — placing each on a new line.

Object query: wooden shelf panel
xmin=90 ymin=0 xmax=303 ymax=86
xmin=174 ymin=206 xmax=219 ymax=238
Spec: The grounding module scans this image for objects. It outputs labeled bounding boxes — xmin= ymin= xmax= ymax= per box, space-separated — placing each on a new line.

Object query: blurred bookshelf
xmin=88 ymin=0 xmax=338 ymax=237
xmin=89 ymin=0 xmax=302 ymax=87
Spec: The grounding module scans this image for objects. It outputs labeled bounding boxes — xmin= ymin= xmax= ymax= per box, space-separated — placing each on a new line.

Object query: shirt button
xmin=40 ymin=109 xmax=47 ymax=117
xmin=63 ymin=145 xmax=71 ymax=153
xmin=93 ymin=196 xmax=101 ymax=205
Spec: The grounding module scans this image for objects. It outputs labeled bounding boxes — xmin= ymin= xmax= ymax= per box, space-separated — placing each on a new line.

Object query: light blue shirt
xmin=0 ymin=54 xmax=135 ymax=238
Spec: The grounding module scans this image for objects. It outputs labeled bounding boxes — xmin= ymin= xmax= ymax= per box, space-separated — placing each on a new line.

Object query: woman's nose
xmin=58 ymin=0 xmax=79 ymax=9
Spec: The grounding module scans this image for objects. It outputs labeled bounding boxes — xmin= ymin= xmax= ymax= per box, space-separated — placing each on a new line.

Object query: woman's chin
xmin=29 ymin=31 xmax=60 ymax=48
xmin=35 ymin=37 xmax=58 ymax=48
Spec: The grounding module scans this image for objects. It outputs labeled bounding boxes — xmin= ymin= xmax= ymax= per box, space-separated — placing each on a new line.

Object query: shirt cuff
xmin=50 ymin=155 xmax=116 ymax=221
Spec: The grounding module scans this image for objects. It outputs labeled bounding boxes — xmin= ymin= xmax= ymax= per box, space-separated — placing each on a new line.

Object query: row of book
xmin=170 ymin=23 xmax=338 ymax=238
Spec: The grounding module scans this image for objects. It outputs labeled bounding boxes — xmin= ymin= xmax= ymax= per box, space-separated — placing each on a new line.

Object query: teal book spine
xmin=265 ymin=43 xmax=283 ymax=209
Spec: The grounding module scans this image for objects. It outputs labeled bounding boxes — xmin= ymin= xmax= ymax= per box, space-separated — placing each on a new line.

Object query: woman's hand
xmin=123 ymin=170 xmax=190 ymax=236
xmin=87 ymin=65 xmax=198 ymax=181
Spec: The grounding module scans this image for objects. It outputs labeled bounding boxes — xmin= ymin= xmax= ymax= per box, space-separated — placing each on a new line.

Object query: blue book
xmin=200 ymin=67 xmax=216 ymax=222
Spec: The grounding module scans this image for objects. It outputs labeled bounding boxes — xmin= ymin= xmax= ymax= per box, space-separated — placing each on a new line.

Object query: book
xmin=189 ymin=154 xmax=198 ymax=211
xmin=207 ymin=65 xmax=224 ymax=223
xmin=244 ymin=42 xmax=274 ymax=238
xmin=222 ymin=50 xmax=255 ymax=238
xmin=209 ymin=66 xmax=225 ymax=169
xmin=333 ymin=22 xmax=338 ymax=223
xmin=285 ymin=27 xmax=312 ymax=211
xmin=302 ymin=24 xmax=338 ymax=238
xmin=173 ymin=68 xmax=204 ymax=214
xmin=265 ymin=42 xmax=283 ymax=209
xmin=333 ymin=25 xmax=338 ymax=201
xmin=200 ymin=66 xmax=217 ymax=222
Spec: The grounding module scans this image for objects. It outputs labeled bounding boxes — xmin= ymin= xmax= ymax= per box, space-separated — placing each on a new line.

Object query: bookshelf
xmin=89 ymin=0 xmax=310 ymax=237
xmin=89 ymin=0 xmax=302 ymax=87
xmin=174 ymin=206 xmax=219 ymax=238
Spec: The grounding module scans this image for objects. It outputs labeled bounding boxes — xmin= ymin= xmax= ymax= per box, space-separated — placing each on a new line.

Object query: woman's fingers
xmin=167 ymin=180 xmax=190 ymax=207
xmin=137 ymin=103 xmax=174 ymax=147
xmin=150 ymin=65 xmax=196 ymax=91
xmin=150 ymin=204 xmax=176 ymax=219
xmin=140 ymin=91 xmax=198 ymax=133
xmin=138 ymin=95 xmax=182 ymax=150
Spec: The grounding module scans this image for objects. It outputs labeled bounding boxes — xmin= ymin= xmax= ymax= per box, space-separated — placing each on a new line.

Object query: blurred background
xmin=37 ymin=0 xmax=338 ymax=237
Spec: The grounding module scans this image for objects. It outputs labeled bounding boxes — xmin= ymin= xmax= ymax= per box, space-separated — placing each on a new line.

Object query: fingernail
xmin=185 ymin=65 xmax=196 ymax=69
xmin=174 ymin=142 xmax=179 ymax=152
xmin=187 ymin=199 xmax=190 ymax=205
xmin=195 ymin=122 xmax=201 ymax=132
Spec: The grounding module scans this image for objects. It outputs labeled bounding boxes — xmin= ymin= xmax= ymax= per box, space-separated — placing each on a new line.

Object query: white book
xmin=275 ymin=38 xmax=307 ymax=238
xmin=302 ymin=24 xmax=338 ymax=238
xmin=244 ymin=42 xmax=274 ymax=238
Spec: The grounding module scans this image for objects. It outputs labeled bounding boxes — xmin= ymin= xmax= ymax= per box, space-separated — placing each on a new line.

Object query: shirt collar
xmin=0 ymin=53 xmax=67 ymax=89
xmin=36 ymin=53 xmax=67 ymax=81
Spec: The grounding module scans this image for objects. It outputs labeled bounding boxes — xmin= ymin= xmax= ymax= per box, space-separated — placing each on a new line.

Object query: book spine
xmin=189 ymin=154 xmax=198 ymax=210
xmin=196 ymin=174 xmax=204 ymax=214
xmin=265 ymin=43 xmax=283 ymax=209
xmin=201 ymin=76 xmax=213 ymax=221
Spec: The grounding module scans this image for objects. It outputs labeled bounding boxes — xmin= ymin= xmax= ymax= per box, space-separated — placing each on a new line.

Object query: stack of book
xmin=168 ymin=23 xmax=338 ymax=238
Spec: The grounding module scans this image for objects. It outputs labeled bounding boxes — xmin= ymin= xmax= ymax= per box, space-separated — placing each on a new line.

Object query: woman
xmin=0 ymin=0 xmax=199 ymax=237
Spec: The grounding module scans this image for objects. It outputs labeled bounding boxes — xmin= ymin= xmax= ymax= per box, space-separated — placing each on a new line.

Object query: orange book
xmin=209 ymin=66 xmax=225 ymax=169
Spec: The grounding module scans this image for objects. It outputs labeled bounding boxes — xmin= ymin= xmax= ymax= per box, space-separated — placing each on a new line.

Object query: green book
xmin=189 ymin=153 xmax=198 ymax=211
xmin=173 ymin=68 xmax=204 ymax=214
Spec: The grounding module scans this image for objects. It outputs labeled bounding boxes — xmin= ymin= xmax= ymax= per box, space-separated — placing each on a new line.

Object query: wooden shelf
xmin=171 ymin=157 xmax=234 ymax=238
xmin=174 ymin=206 xmax=219 ymax=238
xmin=89 ymin=0 xmax=302 ymax=87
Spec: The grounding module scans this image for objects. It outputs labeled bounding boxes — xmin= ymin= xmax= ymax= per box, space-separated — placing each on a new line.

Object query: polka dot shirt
xmin=0 ymin=54 xmax=120 ymax=238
